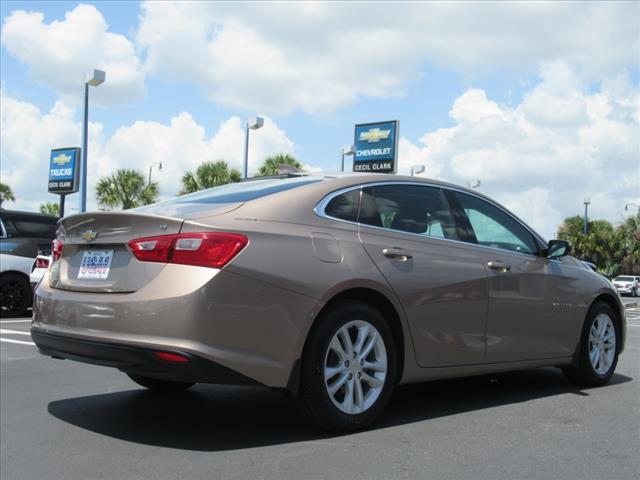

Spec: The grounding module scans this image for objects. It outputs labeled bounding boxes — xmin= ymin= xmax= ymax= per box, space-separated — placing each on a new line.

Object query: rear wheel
xmin=562 ymin=301 xmax=619 ymax=386
xmin=295 ymin=301 xmax=397 ymax=432
xmin=127 ymin=374 xmax=195 ymax=391
xmin=0 ymin=273 xmax=31 ymax=318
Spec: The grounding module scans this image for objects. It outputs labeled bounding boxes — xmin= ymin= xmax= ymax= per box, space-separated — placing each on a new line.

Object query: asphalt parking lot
xmin=1 ymin=299 xmax=639 ymax=480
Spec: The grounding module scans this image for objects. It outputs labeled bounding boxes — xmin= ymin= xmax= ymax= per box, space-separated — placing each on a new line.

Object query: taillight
xmin=52 ymin=239 xmax=63 ymax=262
xmin=153 ymin=351 xmax=189 ymax=363
xmin=35 ymin=257 xmax=50 ymax=269
xmin=127 ymin=232 xmax=248 ymax=269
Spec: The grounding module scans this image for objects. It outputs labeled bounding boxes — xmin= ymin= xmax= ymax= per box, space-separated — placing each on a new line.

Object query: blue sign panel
xmin=353 ymin=121 xmax=399 ymax=173
xmin=48 ymin=147 xmax=80 ymax=194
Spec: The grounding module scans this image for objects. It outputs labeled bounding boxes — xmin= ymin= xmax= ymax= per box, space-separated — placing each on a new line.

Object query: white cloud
xmin=0 ymin=92 xmax=299 ymax=212
xmin=135 ymin=1 xmax=640 ymax=114
xmin=1 ymin=4 xmax=145 ymax=104
xmin=412 ymin=63 xmax=640 ymax=239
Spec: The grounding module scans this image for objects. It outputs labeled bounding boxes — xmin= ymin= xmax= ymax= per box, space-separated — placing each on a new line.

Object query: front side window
xmin=453 ymin=192 xmax=537 ymax=255
xmin=359 ymin=184 xmax=459 ymax=240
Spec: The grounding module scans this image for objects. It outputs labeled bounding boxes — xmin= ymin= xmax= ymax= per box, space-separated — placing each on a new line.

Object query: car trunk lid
xmin=50 ymin=211 xmax=184 ymax=293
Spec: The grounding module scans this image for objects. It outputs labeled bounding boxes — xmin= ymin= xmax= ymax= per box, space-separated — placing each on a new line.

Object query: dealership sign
xmin=353 ymin=121 xmax=399 ymax=174
xmin=48 ymin=147 xmax=80 ymax=194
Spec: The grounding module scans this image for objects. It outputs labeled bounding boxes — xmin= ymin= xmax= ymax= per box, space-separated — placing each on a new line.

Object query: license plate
xmin=78 ymin=249 xmax=114 ymax=279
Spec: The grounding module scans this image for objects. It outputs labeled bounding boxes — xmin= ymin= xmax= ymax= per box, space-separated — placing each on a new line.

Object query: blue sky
xmin=1 ymin=1 xmax=638 ymax=238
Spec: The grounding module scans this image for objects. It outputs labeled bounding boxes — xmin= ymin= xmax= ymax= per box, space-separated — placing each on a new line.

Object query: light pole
xmin=467 ymin=180 xmax=481 ymax=189
xmin=148 ymin=162 xmax=162 ymax=185
xmin=341 ymin=145 xmax=355 ymax=172
xmin=584 ymin=198 xmax=591 ymax=235
xmin=410 ymin=164 xmax=426 ymax=176
xmin=625 ymin=203 xmax=639 ymax=214
xmin=80 ymin=69 xmax=105 ymax=212
xmin=243 ymin=116 xmax=264 ymax=179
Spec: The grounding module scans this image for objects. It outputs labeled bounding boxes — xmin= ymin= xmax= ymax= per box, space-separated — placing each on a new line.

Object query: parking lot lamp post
xmin=148 ymin=162 xmax=162 ymax=185
xmin=411 ymin=164 xmax=426 ymax=176
xmin=341 ymin=145 xmax=355 ymax=172
xmin=80 ymin=69 xmax=106 ymax=212
xmin=584 ymin=198 xmax=591 ymax=235
xmin=243 ymin=116 xmax=264 ymax=179
xmin=625 ymin=203 xmax=639 ymax=214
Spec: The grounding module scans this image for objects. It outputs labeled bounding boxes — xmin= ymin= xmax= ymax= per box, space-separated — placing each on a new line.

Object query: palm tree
xmin=257 ymin=154 xmax=303 ymax=176
xmin=39 ymin=202 xmax=60 ymax=217
xmin=0 ymin=182 xmax=15 ymax=207
xmin=614 ymin=213 xmax=640 ymax=275
xmin=180 ymin=160 xmax=241 ymax=194
xmin=96 ymin=169 xmax=158 ymax=210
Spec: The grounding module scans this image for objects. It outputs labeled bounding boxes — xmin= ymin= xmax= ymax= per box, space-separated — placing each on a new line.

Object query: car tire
xmin=562 ymin=301 xmax=620 ymax=387
xmin=295 ymin=300 xmax=397 ymax=432
xmin=127 ymin=373 xmax=195 ymax=391
xmin=0 ymin=272 xmax=32 ymax=318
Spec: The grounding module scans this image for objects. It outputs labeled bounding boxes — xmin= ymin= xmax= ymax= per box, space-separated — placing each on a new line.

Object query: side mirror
xmin=547 ymin=239 xmax=571 ymax=259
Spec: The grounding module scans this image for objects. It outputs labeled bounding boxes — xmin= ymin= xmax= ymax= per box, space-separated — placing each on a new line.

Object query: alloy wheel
xmin=588 ymin=313 xmax=616 ymax=375
xmin=323 ymin=320 xmax=387 ymax=415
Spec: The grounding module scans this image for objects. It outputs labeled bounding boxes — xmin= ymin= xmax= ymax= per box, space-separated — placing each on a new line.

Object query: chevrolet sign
xmin=353 ymin=121 xmax=398 ymax=174
xmin=48 ymin=147 xmax=80 ymax=195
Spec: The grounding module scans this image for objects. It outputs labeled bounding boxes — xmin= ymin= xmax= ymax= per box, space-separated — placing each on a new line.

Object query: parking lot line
xmin=0 ymin=338 xmax=35 ymax=346
xmin=0 ymin=328 xmax=32 ymax=336
xmin=0 ymin=319 xmax=32 ymax=323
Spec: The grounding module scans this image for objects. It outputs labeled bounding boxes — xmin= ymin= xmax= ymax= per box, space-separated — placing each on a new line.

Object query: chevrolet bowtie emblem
xmin=359 ymin=128 xmax=391 ymax=143
xmin=81 ymin=230 xmax=98 ymax=241
xmin=53 ymin=154 xmax=72 ymax=166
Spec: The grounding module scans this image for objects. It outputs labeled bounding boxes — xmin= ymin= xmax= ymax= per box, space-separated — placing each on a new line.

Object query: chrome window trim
xmin=314 ymin=180 xmax=549 ymax=259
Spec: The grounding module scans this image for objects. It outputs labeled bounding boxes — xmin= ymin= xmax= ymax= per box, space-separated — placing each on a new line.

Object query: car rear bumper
xmin=32 ymin=267 xmax=318 ymax=388
xmin=31 ymin=328 xmax=261 ymax=385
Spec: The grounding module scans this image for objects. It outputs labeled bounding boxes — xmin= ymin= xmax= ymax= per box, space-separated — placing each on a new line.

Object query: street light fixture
xmin=341 ymin=145 xmax=355 ymax=172
xmin=625 ymin=203 xmax=639 ymax=213
xmin=243 ymin=116 xmax=264 ymax=179
xmin=583 ymin=198 xmax=591 ymax=235
xmin=410 ymin=164 xmax=426 ymax=176
xmin=148 ymin=161 xmax=162 ymax=185
xmin=80 ymin=68 xmax=106 ymax=212
xmin=467 ymin=179 xmax=481 ymax=189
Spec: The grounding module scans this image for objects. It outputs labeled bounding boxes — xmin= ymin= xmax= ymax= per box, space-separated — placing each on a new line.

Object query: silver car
xmin=32 ymin=174 xmax=626 ymax=431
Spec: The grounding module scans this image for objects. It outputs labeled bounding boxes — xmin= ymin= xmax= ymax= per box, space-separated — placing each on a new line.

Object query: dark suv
xmin=1 ymin=210 xmax=58 ymax=316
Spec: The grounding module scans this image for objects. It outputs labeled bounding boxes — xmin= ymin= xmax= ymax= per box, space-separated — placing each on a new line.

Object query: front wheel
xmin=562 ymin=301 xmax=620 ymax=386
xmin=295 ymin=301 xmax=397 ymax=432
xmin=127 ymin=373 xmax=195 ymax=391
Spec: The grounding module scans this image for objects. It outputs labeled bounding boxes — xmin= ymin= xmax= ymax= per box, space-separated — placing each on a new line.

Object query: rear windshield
xmin=137 ymin=176 xmax=323 ymax=209
xmin=615 ymin=276 xmax=634 ymax=282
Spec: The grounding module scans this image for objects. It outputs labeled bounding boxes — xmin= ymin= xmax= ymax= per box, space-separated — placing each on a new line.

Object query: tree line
xmin=557 ymin=214 xmax=639 ymax=276
xmin=0 ymin=153 xmax=301 ymax=214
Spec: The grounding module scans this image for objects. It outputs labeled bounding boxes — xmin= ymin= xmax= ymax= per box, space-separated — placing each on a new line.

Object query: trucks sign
xmin=353 ymin=121 xmax=399 ymax=174
xmin=48 ymin=147 xmax=80 ymax=194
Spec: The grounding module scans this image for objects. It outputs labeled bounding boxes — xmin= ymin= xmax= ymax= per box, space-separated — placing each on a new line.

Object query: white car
xmin=30 ymin=254 xmax=51 ymax=289
xmin=0 ymin=240 xmax=39 ymax=316
xmin=612 ymin=275 xmax=640 ymax=297
xmin=1 ymin=209 xmax=57 ymax=316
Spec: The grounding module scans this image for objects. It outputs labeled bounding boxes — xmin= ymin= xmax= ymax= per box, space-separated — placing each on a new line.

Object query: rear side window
xmin=324 ymin=189 xmax=360 ymax=222
xmin=8 ymin=220 xmax=57 ymax=238
xmin=359 ymin=184 xmax=459 ymax=240
xmin=453 ymin=192 xmax=538 ymax=255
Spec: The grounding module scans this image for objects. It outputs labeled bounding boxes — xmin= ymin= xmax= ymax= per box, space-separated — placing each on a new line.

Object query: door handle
xmin=382 ymin=248 xmax=412 ymax=262
xmin=487 ymin=261 xmax=511 ymax=272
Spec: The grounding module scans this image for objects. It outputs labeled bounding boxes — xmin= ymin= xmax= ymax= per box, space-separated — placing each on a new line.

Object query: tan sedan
xmin=32 ymin=174 xmax=626 ymax=431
